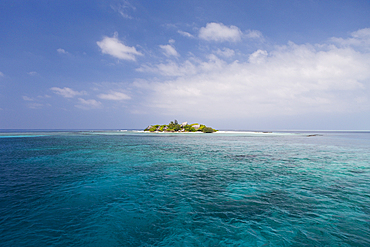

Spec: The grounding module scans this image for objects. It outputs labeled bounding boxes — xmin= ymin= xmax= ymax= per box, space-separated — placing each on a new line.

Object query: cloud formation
xmin=26 ymin=103 xmax=44 ymax=109
xmin=199 ymin=22 xmax=242 ymax=42
xmin=75 ymin=98 xmax=102 ymax=109
xmin=22 ymin=96 xmax=34 ymax=101
xmin=159 ymin=44 xmax=179 ymax=57
xmin=50 ymin=87 xmax=86 ymax=98
xmin=97 ymin=33 xmax=143 ymax=61
xmin=248 ymin=49 xmax=268 ymax=64
xmin=98 ymin=91 xmax=131 ymax=100
xmin=178 ymin=30 xmax=194 ymax=38
xmin=36 ymin=27 xmax=370 ymax=127
xmin=138 ymin=60 xmax=198 ymax=77
xmin=134 ymin=30 xmax=370 ymax=119
xmin=245 ymin=30 xmax=263 ymax=39
xmin=57 ymin=48 xmax=67 ymax=54
xmin=331 ymin=28 xmax=370 ymax=50
xmin=215 ymin=48 xmax=235 ymax=57
xmin=110 ymin=0 xmax=135 ymax=19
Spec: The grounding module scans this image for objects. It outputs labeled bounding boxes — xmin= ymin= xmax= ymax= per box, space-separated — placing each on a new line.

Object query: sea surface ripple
xmin=0 ymin=131 xmax=370 ymax=246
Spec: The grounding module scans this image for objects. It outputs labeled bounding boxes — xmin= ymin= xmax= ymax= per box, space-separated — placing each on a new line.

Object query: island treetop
xmin=144 ymin=120 xmax=217 ymax=133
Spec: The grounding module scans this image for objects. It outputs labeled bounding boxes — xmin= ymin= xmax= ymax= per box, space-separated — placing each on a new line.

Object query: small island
xmin=144 ymin=120 xmax=217 ymax=133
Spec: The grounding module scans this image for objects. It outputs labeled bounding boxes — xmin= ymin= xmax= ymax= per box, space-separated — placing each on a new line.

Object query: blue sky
xmin=1 ymin=0 xmax=370 ymax=130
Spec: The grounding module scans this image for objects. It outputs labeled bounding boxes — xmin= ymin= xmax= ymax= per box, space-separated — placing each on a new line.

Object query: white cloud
xmin=215 ymin=48 xmax=235 ymax=57
xmin=57 ymin=48 xmax=67 ymax=54
xmin=22 ymin=96 xmax=34 ymax=101
xmin=159 ymin=44 xmax=179 ymax=57
xmin=245 ymin=30 xmax=263 ymax=39
xmin=249 ymin=49 xmax=268 ymax=64
xmin=110 ymin=0 xmax=135 ymax=19
xmin=331 ymin=28 xmax=370 ymax=50
xmin=35 ymin=27 xmax=370 ymax=125
xmin=38 ymin=94 xmax=51 ymax=98
xmin=97 ymin=33 xmax=143 ymax=61
xmin=132 ymin=32 xmax=370 ymax=119
xmin=138 ymin=60 xmax=197 ymax=77
xmin=23 ymin=95 xmax=51 ymax=109
xmin=138 ymin=54 xmax=227 ymax=77
xmin=98 ymin=91 xmax=131 ymax=100
xmin=28 ymin=71 xmax=37 ymax=76
xmin=75 ymin=98 xmax=102 ymax=109
xmin=26 ymin=103 xmax=44 ymax=109
xmin=199 ymin=22 xmax=242 ymax=42
xmin=178 ymin=30 xmax=194 ymax=38
xmin=50 ymin=87 xmax=86 ymax=98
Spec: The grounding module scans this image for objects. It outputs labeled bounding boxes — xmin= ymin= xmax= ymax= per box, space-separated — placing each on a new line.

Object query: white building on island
xmin=192 ymin=124 xmax=200 ymax=130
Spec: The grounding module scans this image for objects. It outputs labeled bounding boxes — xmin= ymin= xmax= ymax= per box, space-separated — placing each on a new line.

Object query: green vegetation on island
xmin=144 ymin=120 xmax=217 ymax=133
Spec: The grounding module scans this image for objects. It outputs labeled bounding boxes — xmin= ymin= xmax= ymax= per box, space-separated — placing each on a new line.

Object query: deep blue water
xmin=0 ymin=131 xmax=370 ymax=246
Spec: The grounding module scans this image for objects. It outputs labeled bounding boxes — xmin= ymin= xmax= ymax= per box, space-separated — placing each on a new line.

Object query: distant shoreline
xmin=1 ymin=129 xmax=370 ymax=134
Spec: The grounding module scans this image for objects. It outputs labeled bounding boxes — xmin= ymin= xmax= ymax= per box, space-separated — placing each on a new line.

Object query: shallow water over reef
xmin=1 ymin=131 xmax=370 ymax=246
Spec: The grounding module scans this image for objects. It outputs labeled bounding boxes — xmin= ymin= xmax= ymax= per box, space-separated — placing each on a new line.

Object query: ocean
xmin=0 ymin=131 xmax=369 ymax=246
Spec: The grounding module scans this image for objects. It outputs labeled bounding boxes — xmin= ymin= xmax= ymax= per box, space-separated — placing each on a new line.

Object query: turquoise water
xmin=0 ymin=131 xmax=370 ymax=246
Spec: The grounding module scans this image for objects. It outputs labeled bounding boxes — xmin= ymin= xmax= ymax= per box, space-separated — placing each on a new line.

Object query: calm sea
xmin=0 ymin=131 xmax=369 ymax=246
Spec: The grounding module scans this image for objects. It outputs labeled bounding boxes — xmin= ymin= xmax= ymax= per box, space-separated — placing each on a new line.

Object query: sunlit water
xmin=1 ymin=131 xmax=370 ymax=246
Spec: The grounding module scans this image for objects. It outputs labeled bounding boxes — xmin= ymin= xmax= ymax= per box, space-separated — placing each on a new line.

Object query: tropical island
xmin=144 ymin=120 xmax=217 ymax=133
